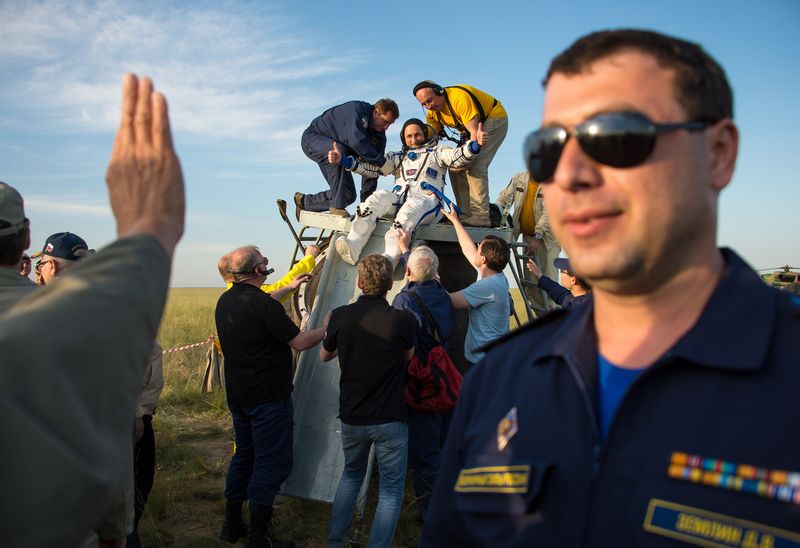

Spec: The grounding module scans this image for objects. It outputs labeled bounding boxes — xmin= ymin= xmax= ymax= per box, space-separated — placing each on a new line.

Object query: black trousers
xmin=127 ymin=414 xmax=156 ymax=548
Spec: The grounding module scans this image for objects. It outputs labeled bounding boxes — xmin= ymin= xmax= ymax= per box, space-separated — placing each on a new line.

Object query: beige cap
xmin=0 ymin=182 xmax=28 ymax=237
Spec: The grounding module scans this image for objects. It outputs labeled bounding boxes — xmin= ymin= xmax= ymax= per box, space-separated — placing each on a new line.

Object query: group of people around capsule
xmin=3 ymin=26 xmax=797 ymax=548
xmin=212 ymin=81 xmax=600 ymax=547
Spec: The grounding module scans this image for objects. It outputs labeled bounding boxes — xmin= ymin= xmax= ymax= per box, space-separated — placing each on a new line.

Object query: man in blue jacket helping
xmin=296 ymin=99 xmax=399 ymax=218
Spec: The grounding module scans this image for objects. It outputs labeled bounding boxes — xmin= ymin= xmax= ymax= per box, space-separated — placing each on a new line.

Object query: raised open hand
xmin=105 ymin=74 xmax=185 ymax=257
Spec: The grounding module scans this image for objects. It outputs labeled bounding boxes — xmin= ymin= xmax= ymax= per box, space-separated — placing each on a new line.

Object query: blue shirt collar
xmin=539 ymin=249 xmax=775 ymax=376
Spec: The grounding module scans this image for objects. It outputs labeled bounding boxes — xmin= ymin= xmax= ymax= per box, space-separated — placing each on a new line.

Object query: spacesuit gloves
xmin=341 ymin=155 xmax=356 ymax=170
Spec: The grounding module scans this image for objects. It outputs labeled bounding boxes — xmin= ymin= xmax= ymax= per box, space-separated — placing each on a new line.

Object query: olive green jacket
xmin=0 ymin=234 xmax=169 ymax=547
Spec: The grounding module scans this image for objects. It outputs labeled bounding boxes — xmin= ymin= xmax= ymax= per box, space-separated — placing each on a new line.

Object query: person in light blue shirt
xmin=440 ymin=205 xmax=509 ymax=366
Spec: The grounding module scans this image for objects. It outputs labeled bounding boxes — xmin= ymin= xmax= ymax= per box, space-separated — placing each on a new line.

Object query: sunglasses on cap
xmin=523 ymin=111 xmax=712 ymax=182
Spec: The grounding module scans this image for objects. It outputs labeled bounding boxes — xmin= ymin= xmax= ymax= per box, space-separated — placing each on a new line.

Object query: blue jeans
xmin=224 ymin=397 xmax=293 ymax=510
xmin=328 ymin=421 xmax=409 ymax=548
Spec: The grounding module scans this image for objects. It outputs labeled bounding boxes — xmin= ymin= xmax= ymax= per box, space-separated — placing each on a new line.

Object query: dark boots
xmin=245 ymin=506 xmax=294 ymax=548
xmin=219 ymin=500 xmax=249 ymax=543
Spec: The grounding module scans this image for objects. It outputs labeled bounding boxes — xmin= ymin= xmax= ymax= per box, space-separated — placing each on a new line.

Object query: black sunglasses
xmin=523 ymin=111 xmax=712 ymax=182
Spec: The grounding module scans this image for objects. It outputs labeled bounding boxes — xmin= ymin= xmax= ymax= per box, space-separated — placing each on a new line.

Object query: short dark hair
xmin=0 ymin=220 xmax=28 ymax=266
xmin=545 ymin=29 xmax=733 ymax=122
xmin=480 ymin=236 xmax=509 ymax=272
xmin=358 ymin=254 xmax=393 ymax=297
xmin=374 ymin=98 xmax=399 ymax=119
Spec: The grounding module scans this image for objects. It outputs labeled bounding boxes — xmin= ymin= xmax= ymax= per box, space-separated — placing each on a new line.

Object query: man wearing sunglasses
xmin=423 ymin=30 xmax=800 ymax=545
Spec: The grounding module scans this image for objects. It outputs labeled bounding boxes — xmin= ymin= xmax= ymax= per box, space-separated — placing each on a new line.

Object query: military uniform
xmin=0 ymin=235 xmax=169 ymax=547
xmin=423 ymin=249 xmax=800 ymax=546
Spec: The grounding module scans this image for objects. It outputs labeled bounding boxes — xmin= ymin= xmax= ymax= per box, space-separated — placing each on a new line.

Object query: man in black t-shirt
xmin=320 ymin=254 xmax=415 ymax=548
xmin=215 ymin=245 xmax=327 ymax=547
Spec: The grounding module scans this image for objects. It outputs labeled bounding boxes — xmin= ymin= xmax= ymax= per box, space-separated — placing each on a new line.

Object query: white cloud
xmin=25 ymin=195 xmax=111 ymax=217
xmin=0 ymin=0 xmax=376 ymax=146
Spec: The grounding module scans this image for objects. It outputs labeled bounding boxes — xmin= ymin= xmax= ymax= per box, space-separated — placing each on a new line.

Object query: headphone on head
xmin=229 ymin=260 xmax=273 ymax=277
xmin=413 ymin=80 xmax=444 ymax=97
xmin=400 ymin=118 xmax=435 ymax=148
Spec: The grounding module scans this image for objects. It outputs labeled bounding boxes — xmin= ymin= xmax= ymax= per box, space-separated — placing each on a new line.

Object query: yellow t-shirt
xmin=518 ymin=180 xmax=539 ymax=236
xmin=426 ymin=84 xmax=507 ymax=135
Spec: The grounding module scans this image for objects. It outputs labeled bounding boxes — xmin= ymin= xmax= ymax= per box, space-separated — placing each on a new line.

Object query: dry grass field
xmin=139 ymin=287 xmax=530 ymax=546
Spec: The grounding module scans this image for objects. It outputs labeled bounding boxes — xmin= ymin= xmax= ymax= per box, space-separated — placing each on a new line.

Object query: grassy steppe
xmin=140 ymin=287 xmax=529 ymax=546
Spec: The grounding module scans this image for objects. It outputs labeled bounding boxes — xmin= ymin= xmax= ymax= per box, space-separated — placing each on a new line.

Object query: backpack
xmin=401 ymin=290 xmax=463 ymax=413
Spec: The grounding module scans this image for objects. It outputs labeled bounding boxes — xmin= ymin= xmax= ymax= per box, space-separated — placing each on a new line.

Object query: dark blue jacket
xmin=306 ymin=100 xmax=386 ymax=165
xmin=537 ymin=275 xmax=592 ymax=309
xmin=423 ymin=249 xmax=800 ymax=547
xmin=392 ymin=278 xmax=454 ymax=359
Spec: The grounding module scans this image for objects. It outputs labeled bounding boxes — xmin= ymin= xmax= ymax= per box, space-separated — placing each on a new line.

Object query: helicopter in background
xmin=758 ymin=265 xmax=800 ymax=294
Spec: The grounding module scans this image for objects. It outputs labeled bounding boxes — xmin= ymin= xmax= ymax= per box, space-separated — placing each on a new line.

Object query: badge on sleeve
xmin=497 ymin=407 xmax=518 ymax=451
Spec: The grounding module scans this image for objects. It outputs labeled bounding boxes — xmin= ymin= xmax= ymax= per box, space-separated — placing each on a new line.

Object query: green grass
xmin=139 ymin=287 xmax=533 ymax=546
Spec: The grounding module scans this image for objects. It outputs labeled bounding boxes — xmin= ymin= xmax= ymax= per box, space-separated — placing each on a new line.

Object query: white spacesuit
xmin=334 ymin=130 xmax=480 ymax=267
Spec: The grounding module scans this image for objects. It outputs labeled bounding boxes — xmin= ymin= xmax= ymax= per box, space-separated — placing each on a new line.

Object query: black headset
xmin=229 ymin=261 xmax=273 ymax=277
xmin=400 ymin=118 xmax=434 ymax=148
xmin=413 ymin=80 xmax=444 ymax=96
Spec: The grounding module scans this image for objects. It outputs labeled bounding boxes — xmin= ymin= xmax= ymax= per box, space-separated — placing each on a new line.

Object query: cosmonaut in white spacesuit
xmin=328 ymin=117 xmax=485 ymax=267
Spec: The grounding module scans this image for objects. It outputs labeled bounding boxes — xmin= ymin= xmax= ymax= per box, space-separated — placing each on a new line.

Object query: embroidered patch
xmin=643 ymin=498 xmax=800 ymax=547
xmin=426 ymin=167 xmax=438 ymax=178
xmin=455 ymin=465 xmax=530 ymax=493
xmin=497 ymin=406 xmax=518 ymax=451
xmin=405 ymin=169 xmax=417 ymax=176
xmin=668 ymin=452 xmax=800 ymax=505
xmin=45 ymin=243 xmax=54 ymax=253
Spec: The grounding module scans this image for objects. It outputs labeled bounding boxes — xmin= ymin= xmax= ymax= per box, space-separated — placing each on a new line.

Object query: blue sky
xmin=2 ymin=0 xmax=798 ymax=286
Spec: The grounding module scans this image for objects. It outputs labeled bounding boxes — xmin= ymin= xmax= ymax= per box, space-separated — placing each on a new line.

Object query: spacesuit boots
xmin=382 ymin=222 xmax=404 ymax=270
xmin=335 ymin=205 xmax=378 ymax=266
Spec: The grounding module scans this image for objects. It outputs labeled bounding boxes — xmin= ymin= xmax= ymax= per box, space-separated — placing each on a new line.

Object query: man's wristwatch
xmin=533 ymin=233 xmax=543 ymax=241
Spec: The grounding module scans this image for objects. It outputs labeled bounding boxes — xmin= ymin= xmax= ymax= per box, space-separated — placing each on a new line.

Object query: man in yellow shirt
xmin=413 ymin=81 xmax=508 ymax=227
xmin=496 ymin=171 xmax=561 ymax=316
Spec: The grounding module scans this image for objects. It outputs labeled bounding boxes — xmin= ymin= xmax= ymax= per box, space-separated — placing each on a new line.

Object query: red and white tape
xmin=162 ymin=335 xmax=215 ymax=354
